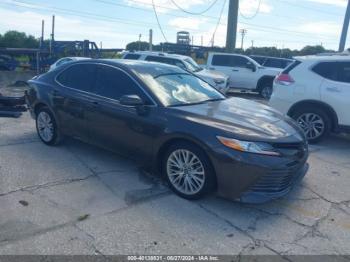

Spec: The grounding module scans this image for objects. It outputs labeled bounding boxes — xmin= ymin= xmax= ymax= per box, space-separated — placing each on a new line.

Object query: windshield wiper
xmin=169 ymin=98 xmax=225 ymax=107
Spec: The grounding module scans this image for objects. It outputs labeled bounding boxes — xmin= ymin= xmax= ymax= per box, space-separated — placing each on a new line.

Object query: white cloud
xmin=0 ymin=7 xmax=139 ymax=48
xmin=306 ymin=0 xmax=347 ymax=7
xmin=295 ymin=21 xmax=342 ymax=36
xmin=168 ymin=17 xmax=207 ymax=30
xmin=124 ymin=0 xmax=207 ymax=13
xmin=239 ymin=0 xmax=273 ymax=16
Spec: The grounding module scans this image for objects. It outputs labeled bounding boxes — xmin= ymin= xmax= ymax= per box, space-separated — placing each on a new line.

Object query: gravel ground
xmin=0 ymin=92 xmax=349 ymax=257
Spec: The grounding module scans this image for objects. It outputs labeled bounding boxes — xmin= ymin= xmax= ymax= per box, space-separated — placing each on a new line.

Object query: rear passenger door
xmin=209 ymin=54 xmax=254 ymax=89
xmin=54 ymin=63 xmax=97 ymax=141
xmin=317 ymin=61 xmax=350 ymax=126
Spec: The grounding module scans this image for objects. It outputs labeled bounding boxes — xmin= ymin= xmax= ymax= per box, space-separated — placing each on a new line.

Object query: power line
xmin=209 ymin=0 xmax=227 ymax=46
xmin=1 ymin=0 xmax=340 ymax=44
xmin=239 ymin=0 xmax=261 ymax=19
xmin=152 ymin=0 xmax=168 ymax=42
xmin=170 ymin=0 xmax=219 ymax=15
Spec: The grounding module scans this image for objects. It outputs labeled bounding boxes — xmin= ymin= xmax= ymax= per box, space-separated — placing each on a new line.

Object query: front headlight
xmin=217 ymin=136 xmax=280 ymax=156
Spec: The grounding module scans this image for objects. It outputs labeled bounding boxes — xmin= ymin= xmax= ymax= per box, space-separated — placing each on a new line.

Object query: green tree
xmin=0 ymin=30 xmax=39 ymax=48
xmin=126 ymin=41 xmax=152 ymax=51
xmin=299 ymin=45 xmax=326 ymax=56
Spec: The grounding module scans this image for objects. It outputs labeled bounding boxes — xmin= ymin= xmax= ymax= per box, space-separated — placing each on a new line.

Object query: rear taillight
xmin=275 ymin=73 xmax=294 ymax=86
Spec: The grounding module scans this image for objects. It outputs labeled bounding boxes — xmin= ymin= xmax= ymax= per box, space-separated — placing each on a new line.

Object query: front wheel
xmin=36 ymin=107 xmax=63 ymax=145
xmin=292 ymin=107 xmax=331 ymax=143
xmin=163 ymin=142 xmax=216 ymax=200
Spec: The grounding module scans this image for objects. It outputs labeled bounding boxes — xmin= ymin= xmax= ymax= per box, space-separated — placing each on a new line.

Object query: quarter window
xmin=94 ymin=65 xmax=144 ymax=101
xmin=312 ymin=62 xmax=338 ymax=81
xmin=56 ymin=64 xmax=96 ymax=92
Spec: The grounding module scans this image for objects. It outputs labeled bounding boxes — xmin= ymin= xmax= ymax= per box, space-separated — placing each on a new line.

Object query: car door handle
xmin=326 ymin=87 xmax=341 ymax=93
xmin=232 ymin=69 xmax=239 ymax=72
xmin=209 ymin=67 xmax=216 ymax=70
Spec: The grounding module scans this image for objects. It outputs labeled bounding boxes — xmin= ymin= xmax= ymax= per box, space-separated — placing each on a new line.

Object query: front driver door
xmin=86 ymin=64 xmax=160 ymax=163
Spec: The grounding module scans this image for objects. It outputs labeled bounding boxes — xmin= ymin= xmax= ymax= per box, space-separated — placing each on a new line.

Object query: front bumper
xmin=210 ymin=142 xmax=309 ymax=204
xmin=238 ymin=162 xmax=309 ymax=203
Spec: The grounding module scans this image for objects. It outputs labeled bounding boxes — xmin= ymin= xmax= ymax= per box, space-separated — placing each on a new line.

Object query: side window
xmin=264 ymin=58 xmax=284 ymax=69
xmin=124 ymin=54 xmax=141 ymax=60
xmin=145 ymin=56 xmax=186 ymax=70
xmin=56 ymin=64 xmax=96 ymax=92
xmin=312 ymin=62 xmax=338 ymax=81
xmin=231 ymin=56 xmax=249 ymax=67
xmin=94 ymin=65 xmax=144 ymax=101
xmin=211 ymin=55 xmax=230 ymax=66
xmin=337 ymin=62 xmax=350 ymax=84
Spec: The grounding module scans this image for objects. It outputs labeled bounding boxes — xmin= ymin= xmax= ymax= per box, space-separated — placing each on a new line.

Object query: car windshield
xmin=135 ymin=72 xmax=225 ymax=107
xmin=183 ymin=58 xmax=203 ymax=73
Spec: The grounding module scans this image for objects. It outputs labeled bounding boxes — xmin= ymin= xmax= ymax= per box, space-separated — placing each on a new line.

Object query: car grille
xmin=248 ymin=142 xmax=308 ymax=194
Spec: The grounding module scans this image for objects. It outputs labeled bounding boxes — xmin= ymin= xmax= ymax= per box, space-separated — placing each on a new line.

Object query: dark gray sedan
xmin=25 ymin=59 xmax=309 ymax=203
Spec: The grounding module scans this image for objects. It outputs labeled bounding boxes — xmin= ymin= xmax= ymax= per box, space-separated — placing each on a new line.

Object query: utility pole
xmin=339 ymin=0 xmax=350 ymax=52
xmin=251 ymin=40 xmax=254 ymax=48
xmin=40 ymin=20 xmax=44 ymax=50
xmin=240 ymin=29 xmax=247 ymax=50
xmin=149 ymin=29 xmax=153 ymax=51
xmin=226 ymin=0 xmax=239 ymax=53
xmin=138 ymin=34 xmax=142 ymax=51
xmin=201 ymin=35 xmax=203 ymax=46
xmin=50 ymin=15 xmax=55 ymax=54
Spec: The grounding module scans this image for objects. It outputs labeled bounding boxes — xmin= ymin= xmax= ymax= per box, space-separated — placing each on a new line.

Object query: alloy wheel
xmin=297 ymin=113 xmax=325 ymax=140
xmin=261 ymin=86 xmax=272 ymax=99
xmin=166 ymin=149 xmax=205 ymax=195
xmin=37 ymin=111 xmax=54 ymax=142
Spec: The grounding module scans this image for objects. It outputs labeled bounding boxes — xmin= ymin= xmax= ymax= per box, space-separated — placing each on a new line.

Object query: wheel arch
xmin=287 ymin=100 xmax=339 ymax=131
xmin=155 ymin=136 xmax=217 ymax=188
xmin=256 ymin=75 xmax=275 ymax=91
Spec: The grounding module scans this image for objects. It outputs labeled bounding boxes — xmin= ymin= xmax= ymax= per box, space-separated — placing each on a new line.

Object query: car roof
xmin=123 ymin=51 xmax=189 ymax=60
xmin=295 ymin=55 xmax=350 ymax=62
xmin=69 ymin=58 xmax=187 ymax=77
xmin=250 ymin=55 xmax=293 ymax=61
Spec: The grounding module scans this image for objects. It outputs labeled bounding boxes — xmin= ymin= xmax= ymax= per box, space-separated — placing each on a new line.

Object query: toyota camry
xmin=25 ymin=59 xmax=309 ymax=203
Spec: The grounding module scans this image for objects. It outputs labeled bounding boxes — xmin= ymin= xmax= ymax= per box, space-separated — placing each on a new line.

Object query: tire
xmin=35 ymin=107 xmax=63 ymax=146
xmin=162 ymin=142 xmax=216 ymax=200
xmin=259 ymin=85 xmax=273 ymax=99
xmin=292 ymin=107 xmax=331 ymax=143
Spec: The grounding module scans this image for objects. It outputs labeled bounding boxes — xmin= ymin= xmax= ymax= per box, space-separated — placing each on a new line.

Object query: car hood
xmin=168 ymin=97 xmax=304 ymax=142
xmin=195 ymin=69 xmax=228 ymax=80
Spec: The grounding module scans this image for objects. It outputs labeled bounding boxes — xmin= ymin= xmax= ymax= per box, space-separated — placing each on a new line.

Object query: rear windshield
xmin=282 ymin=60 xmax=301 ymax=74
xmin=124 ymin=54 xmax=141 ymax=60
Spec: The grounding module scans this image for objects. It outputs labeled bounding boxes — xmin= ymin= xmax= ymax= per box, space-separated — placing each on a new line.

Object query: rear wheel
xmin=259 ymin=85 xmax=273 ymax=99
xmin=292 ymin=107 xmax=331 ymax=143
xmin=162 ymin=142 xmax=216 ymax=200
xmin=35 ymin=107 xmax=63 ymax=145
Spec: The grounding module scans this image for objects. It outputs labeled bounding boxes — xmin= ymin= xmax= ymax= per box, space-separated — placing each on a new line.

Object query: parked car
xmin=49 ymin=57 xmax=90 ymax=71
xmin=206 ymin=52 xmax=282 ymax=99
xmin=26 ymin=59 xmax=309 ymax=203
xmin=121 ymin=51 xmax=230 ymax=94
xmin=270 ymin=55 xmax=350 ymax=143
xmin=250 ymin=55 xmax=294 ymax=70
xmin=0 ymin=55 xmax=17 ymax=71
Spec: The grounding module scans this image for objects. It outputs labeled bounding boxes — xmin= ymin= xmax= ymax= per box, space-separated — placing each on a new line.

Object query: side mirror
xmin=120 ymin=94 xmax=144 ymax=106
xmin=246 ymin=62 xmax=256 ymax=72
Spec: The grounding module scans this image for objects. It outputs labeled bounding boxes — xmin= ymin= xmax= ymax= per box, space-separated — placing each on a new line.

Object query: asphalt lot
xmin=0 ymin=93 xmax=350 ymax=256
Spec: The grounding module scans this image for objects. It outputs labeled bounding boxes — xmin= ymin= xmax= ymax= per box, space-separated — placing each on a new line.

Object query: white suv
xmin=121 ymin=51 xmax=230 ymax=93
xmin=206 ymin=52 xmax=281 ymax=98
xmin=270 ymin=55 xmax=350 ymax=143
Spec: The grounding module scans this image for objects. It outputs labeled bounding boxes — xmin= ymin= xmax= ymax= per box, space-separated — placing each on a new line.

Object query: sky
xmin=0 ymin=0 xmax=347 ymax=50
